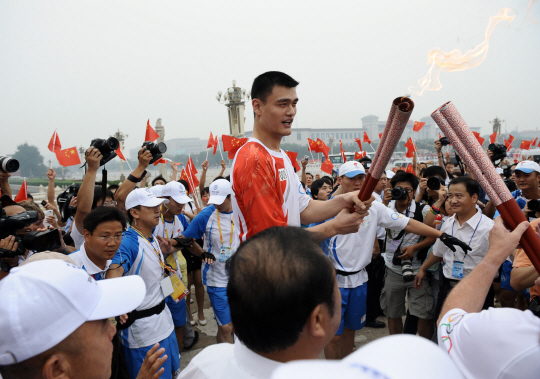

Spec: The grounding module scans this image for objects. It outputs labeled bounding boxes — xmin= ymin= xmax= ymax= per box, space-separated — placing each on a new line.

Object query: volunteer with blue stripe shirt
xmin=183 ymin=179 xmax=240 ymax=344
xmin=107 ymin=188 xmax=179 ymax=379
xmin=318 ymin=162 xmax=471 ymax=360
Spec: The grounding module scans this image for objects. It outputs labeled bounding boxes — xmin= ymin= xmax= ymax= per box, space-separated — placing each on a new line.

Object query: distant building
xmin=129 ymin=137 xmax=207 ymax=160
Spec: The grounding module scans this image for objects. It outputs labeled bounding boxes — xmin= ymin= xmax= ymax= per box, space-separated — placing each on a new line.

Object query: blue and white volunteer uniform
xmin=69 ymin=244 xmax=109 ymax=281
xmin=321 ymin=200 xmax=409 ymax=334
xmin=112 ymin=227 xmax=179 ymax=379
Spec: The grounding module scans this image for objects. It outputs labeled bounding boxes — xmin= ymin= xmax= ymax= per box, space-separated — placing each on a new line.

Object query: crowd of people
xmin=1 ymin=71 xmax=540 ymax=379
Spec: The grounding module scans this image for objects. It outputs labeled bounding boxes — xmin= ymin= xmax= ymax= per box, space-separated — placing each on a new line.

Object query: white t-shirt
xmin=231 ymin=138 xmax=311 ymax=245
xmin=153 ymin=214 xmax=189 ymax=240
xmin=179 ymin=340 xmax=282 ymax=379
xmin=69 ymin=243 xmax=110 ymax=281
xmin=320 ymin=201 xmax=409 ymax=288
xmin=183 ymin=205 xmax=240 ymax=287
xmin=111 ymin=228 xmax=174 ymax=349
xmin=438 ymin=307 xmax=540 ymax=379
xmin=70 ymin=221 xmax=85 ymax=250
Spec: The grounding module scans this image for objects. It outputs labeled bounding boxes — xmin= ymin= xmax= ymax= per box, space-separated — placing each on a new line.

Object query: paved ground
xmin=180 ymin=285 xmax=390 ymax=369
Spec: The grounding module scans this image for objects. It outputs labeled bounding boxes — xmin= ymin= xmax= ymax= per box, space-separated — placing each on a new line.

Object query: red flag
xmin=213 ymin=136 xmax=219 ymax=155
xmin=472 ymin=131 xmax=485 ymax=146
xmin=378 ymin=133 xmax=383 ymax=139
xmin=55 ymin=147 xmax=82 ymax=167
xmin=339 ymin=140 xmax=347 ymax=163
xmin=406 ymin=164 xmax=416 ymax=175
xmin=354 ymin=151 xmax=367 ymax=160
xmin=490 ymin=132 xmax=497 ymax=144
xmin=317 ymin=138 xmax=330 ymax=160
xmin=186 ymin=157 xmax=198 ymax=174
xmin=413 ymin=121 xmax=425 ymax=132
xmin=48 ymin=131 xmax=62 ymax=152
xmin=354 ymin=138 xmax=362 ymax=151
xmin=145 ymin=120 xmax=160 ymax=142
xmin=363 ymin=132 xmax=371 ymax=144
xmin=115 ymin=147 xmax=126 ymax=161
xmin=285 ymin=151 xmax=301 ymax=172
xmin=520 ymin=140 xmax=532 ymax=150
xmin=207 ymin=132 xmax=214 ymax=149
xmin=533 ymin=137 xmax=538 ymax=147
xmin=438 ymin=132 xmax=442 ymax=139
xmin=14 ymin=179 xmax=28 ymax=202
xmin=404 ymin=137 xmax=416 ymax=158
xmin=222 ymin=135 xmax=248 ymax=159
xmin=307 ymin=138 xmax=320 ymax=153
xmin=508 ymin=135 xmax=515 ymax=144
xmin=153 ymin=157 xmax=169 ymax=166
xmin=180 ymin=169 xmax=199 ymax=190
xmin=321 ymin=158 xmax=334 ymax=174
xmin=504 ymin=139 xmax=512 ymax=150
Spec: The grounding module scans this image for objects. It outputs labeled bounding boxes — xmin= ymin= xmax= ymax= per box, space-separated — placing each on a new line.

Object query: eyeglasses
xmin=103 ymin=201 xmax=117 ymax=207
xmin=96 ymin=235 xmax=123 ymax=242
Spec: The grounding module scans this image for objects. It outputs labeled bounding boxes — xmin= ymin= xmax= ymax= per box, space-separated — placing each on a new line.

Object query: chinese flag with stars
xmin=406 ymin=164 xmax=416 ymax=175
xmin=48 ymin=131 xmax=62 ymax=152
xmin=520 ymin=140 xmax=532 ymax=150
xmin=472 ymin=131 xmax=485 ymax=146
xmin=321 ymin=158 xmax=334 ymax=174
xmin=55 ymin=147 xmax=81 ymax=167
xmin=504 ymin=139 xmax=512 ymax=150
xmin=363 ymin=132 xmax=371 ymax=144
xmin=207 ymin=132 xmax=215 ymax=149
xmin=213 ymin=136 xmax=219 ymax=155
xmin=413 ymin=121 xmax=425 ymax=132
xmin=145 ymin=120 xmax=160 ymax=142
xmin=316 ymin=138 xmax=330 ymax=160
xmin=404 ymin=138 xmax=416 ymax=158
xmin=307 ymin=138 xmax=320 ymax=153
xmin=222 ymin=135 xmax=248 ymax=159
xmin=354 ymin=138 xmax=362 ymax=151
xmin=285 ymin=151 xmax=301 ymax=172
xmin=508 ymin=135 xmax=515 ymax=145
xmin=354 ymin=151 xmax=366 ymax=160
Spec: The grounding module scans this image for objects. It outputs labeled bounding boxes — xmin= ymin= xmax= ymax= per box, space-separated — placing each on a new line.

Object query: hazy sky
xmin=1 ymin=0 xmax=539 ymax=160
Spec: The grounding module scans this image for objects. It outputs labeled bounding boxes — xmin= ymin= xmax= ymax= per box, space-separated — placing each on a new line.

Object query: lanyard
xmin=131 ymin=227 xmax=165 ymax=272
xmin=216 ymin=210 xmax=234 ymax=247
xmin=451 ymin=214 xmax=482 ymax=259
xmin=160 ymin=213 xmax=175 ymax=239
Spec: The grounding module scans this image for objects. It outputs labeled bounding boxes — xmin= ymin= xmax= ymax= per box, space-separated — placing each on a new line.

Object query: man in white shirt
xmin=180 ymin=227 xmax=342 ymax=379
xmin=437 ymin=217 xmax=540 ymax=379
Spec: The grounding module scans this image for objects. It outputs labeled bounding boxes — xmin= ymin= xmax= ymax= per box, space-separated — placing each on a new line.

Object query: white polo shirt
xmin=320 ymin=201 xmax=409 ymax=288
xmin=179 ymin=339 xmax=282 ymax=379
xmin=70 ymin=222 xmax=85 ymax=250
xmin=69 ymin=243 xmax=110 ymax=281
xmin=438 ymin=307 xmax=540 ymax=379
xmin=432 ymin=209 xmax=494 ymax=280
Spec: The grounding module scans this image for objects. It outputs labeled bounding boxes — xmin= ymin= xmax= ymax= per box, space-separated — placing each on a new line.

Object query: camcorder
xmin=90 ymin=137 xmax=120 ymax=166
xmin=439 ymin=137 xmax=451 ymax=147
xmin=391 ymin=186 xmax=409 ymax=201
xmin=427 ymin=177 xmax=445 ymax=190
xmin=0 ymin=156 xmax=19 ymax=173
xmin=488 ymin=143 xmax=507 ymax=165
xmin=0 ymin=207 xmax=62 ymax=258
xmin=57 ymin=183 xmax=80 ymax=222
xmin=142 ymin=141 xmax=167 ymax=165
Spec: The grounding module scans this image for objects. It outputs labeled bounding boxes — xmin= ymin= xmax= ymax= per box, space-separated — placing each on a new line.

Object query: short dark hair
xmin=306 ymin=172 xmax=313 ymax=179
xmin=251 ymin=71 xmax=299 ymax=104
xmin=310 ymin=178 xmax=330 ymax=199
xmin=178 ymin=179 xmax=190 ymax=194
xmin=448 ymin=176 xmax=479 ymax=197
xmin=127 ymin=205 xmax=141 ymax=225
xmin=390 ymin=172 xmax=419 ymax=191
xmin=151 ymin=175 xmax=167 ymax=186
xmin=423 ymin=165 xmax=447 ymax=180
xmin=92 ymin=186 xmax=114 ymax=209
xmin=201 ymin=187 xmax=210 ymax=196
xmin=108 ymin=184 xmax=119 ymax=191
xmin=83 ymin=206 xmax=127 ymax=233
xmin=227 ymin=226 xmax=335 ymax=353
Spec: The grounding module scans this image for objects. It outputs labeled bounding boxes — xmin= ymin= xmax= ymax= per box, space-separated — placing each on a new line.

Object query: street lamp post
xmin=112 ymin=129 xmax=128 ymax=181
xmin=216 ymin=80 xmax=250 ymax=137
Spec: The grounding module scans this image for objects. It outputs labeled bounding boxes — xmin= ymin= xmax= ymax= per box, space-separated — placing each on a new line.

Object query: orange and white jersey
xmin=230 ymin=138 xmax=311 ymax=244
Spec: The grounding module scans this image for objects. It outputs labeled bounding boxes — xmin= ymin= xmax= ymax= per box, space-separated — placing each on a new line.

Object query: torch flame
xmin=409 ymin=8 xmax=515 ymax=96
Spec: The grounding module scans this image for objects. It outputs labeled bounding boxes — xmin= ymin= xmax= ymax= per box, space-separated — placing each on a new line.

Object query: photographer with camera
xmin=415 ymin=166 xmax=448 ymax=228
xmin=381 ymin=172 xmax=436 ymax=339
xmin=434 ymin=139 xmax=455 ymax=183
xmin=301 ymin=157 xmax=314 ymax=196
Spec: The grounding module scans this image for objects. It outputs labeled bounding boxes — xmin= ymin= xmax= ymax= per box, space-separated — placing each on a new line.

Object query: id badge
xmin=219 ymin=246 xmax=232 ymax=262
xmin=170 ymin=275 xmax=189 ymax=302
xmin=452 ymin=260 xmax=464 ymax=279
xmin=160 ymin=276 xmax=174 ymax=297
xmin=388 ymin=240 xmax=401 ymax=253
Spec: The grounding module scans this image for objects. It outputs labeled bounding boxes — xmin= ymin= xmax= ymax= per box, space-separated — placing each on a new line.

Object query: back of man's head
xmin=227 ymin=226 xmax=336 ymax=354
xmin=251 ymin=71 xmax=299 ymax=104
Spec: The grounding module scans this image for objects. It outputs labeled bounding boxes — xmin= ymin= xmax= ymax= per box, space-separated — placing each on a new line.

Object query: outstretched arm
xmin=115 ymin=148 xmax=153 ymax=211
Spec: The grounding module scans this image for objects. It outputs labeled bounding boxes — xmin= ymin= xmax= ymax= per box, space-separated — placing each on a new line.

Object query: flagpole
xmin=50 ymin=130 xmax=56 ymax=169
xmin=217 ymin=138 xmax=224 ymax=161
xmin=206 ymin=148 xmax=209 ymax=161
xmin=369 ymin=143 xmax=376 ymax=153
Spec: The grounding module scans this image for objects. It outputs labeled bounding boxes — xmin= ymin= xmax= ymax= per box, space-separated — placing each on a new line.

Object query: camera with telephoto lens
xmin=391 ymin=248 xmax=414 ymax=282
xmin=391 ymin=186 xmax=409 ymax=200
xmin=439 ymin=137 xmax=450 ymax=147
xmin=142 ymin=141 xmax=167 ymax=165
xmin=488 ymin=143 xmax=507 ymax=163
xmin=0 ymin=156 xmax=20 ymax=173
xmin=427 ymin=177 xmax=445 ymax=190
xmin=56 ymin=183 xmax=80 ymax=222
xmin=0 ymin=208 xmax=62 ymax=258
xmin=90 ymin=137 xmax=119 ymax=166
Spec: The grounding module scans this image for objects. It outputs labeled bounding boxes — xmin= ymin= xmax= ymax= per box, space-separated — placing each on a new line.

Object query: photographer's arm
xmin=483 ymin=200 xmax=496 ymax=218
xmin=0 ymin=171 xmax=12 ymax=199
xmin=413 ymin=150 xmax=418 ymax=175
xmin=170 ymin=161 xmax=178 ymax=182
xmin=218 ymin=160 xmax=226 ymax=177
xmin=115 ymin=148 xmax=152 ymax=211
xmin=435 ymin=140 xmax=444 ymax=168
xmin=46 ymin=168 xmax=56 ymax=204
xmin=301 ymin=159 xmax=307 ymax=184
xmin=74 ymin=148 xmax=102 ymax=233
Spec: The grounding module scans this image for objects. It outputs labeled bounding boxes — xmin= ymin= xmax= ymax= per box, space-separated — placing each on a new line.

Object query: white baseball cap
xmin=148 ymin=184 xmax=164 ymax=198
xmin=125 ymin=188 xmax=168 ymax=210
xmin=338 ymin=161 xmax=365 ymax=178
xmin=208 ymin=179 xmax=231 ymax=205
xmin=386 ymin=170 xmax=396 ymax=179
xmin=0 ymin=260 xmax=146 ymax=365
xmin=162 ymin=181 xmax=192 ymax=204
xmin=271 ymin=335 xmax=463 ymax=379
xmin=514 ymin=161 xmax=540 ymax=174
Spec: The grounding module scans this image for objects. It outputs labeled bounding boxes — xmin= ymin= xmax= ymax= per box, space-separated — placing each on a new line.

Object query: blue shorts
xmin=206 ymin=286 xmax=232 ymax=326
xmin=166 ymin=296 xmax=187 ymax=327
xmin=122 ymin=330 xmax=179 ymax=379
xmin=337 ymin=283 xmax=367 ymax=335
xmin=500 ymin=260 xmax=530 ymax=299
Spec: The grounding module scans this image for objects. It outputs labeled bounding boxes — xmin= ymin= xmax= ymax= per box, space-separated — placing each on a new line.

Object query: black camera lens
xmin=21 ymin=229 xmax=62 ymax=252
xmin=90 ymin=137 xmax=119 ymax=166
xmin=0 ymin=156 xmax=20 ymax=173
xmin=427 ymin=177 xmax=444 ymax=190
xmin=529 ymin=199 xmax=540 ymax=213
xmin=142 ymin=142 xmax=168 ymax=164
xmin=439 ymin=137 xmax=450 ymax=147
xmin=391 ymin=186 xmax=408 ymax=200
xmin=488 ymin=143 xmax=507 ymax=163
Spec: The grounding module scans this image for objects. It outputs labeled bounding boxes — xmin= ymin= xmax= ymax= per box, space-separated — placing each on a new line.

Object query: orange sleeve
xmin=233 ymin=143 xmax=287 ymax=238
xmin=514 ymin=219 xmax=540 ymax=268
